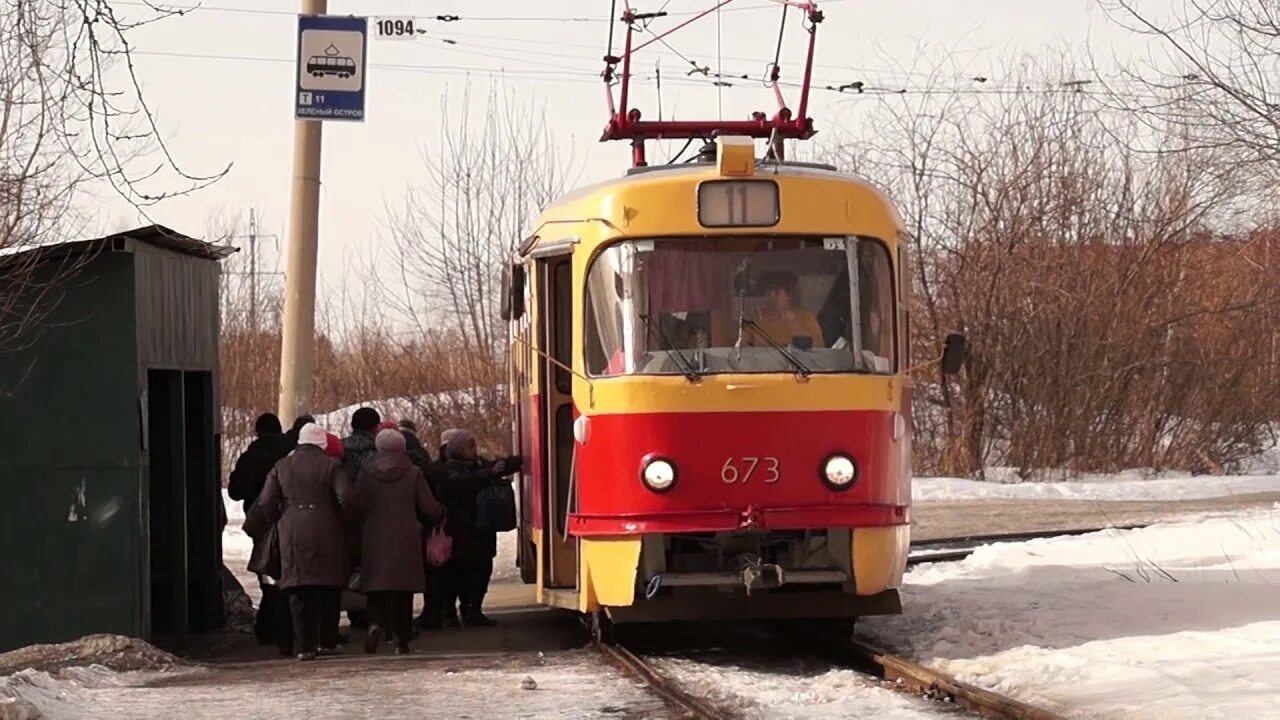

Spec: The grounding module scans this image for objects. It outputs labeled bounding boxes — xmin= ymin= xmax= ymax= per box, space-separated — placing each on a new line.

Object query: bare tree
xmin=0 ymin=1 xmax=227 ymax=361
xmin=1101 ymin=1 xmax=1280 ymax=174
xmin=210 ymin=208 xmax=284 ymax=459
xmin=828 ymin=54 xmax=1280 ymax=478
xmin=346 ymin=83 xmax=578 ymax=448
xmin=384 ymin=83 xmax=576 ymax=353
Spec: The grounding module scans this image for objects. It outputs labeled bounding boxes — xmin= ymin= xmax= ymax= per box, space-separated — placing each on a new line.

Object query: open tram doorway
xmin=538 ymin=257 xmax=579 ymax=589
xmin=145 ymin=368 xmax=222 ymax=645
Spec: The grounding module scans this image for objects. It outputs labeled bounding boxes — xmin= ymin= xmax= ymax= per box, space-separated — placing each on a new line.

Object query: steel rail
xmin=595 ymin=640 xmax=726 ymax=720
xmin=846 ymin=637 xmax=1064 ymax=720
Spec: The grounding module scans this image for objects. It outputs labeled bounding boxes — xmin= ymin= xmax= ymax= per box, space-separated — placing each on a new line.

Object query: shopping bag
xmin=425 ymin=526 xmax=453 ymax=567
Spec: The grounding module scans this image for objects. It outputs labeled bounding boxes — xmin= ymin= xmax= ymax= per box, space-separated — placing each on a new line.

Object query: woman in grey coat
xmin=245 ymin=422 xmax=354 ymax=660
xmin=356 ymin=428 xmax=445 ymax=654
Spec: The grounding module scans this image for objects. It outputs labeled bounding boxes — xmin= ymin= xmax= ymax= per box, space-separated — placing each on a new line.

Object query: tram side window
xmin=858 ymin=241 xmax=895 ymax=372
xmin=553 ymin=261 xmax=572 ymax=393
xmin=585 ymin=250 xmax=625 ymax=376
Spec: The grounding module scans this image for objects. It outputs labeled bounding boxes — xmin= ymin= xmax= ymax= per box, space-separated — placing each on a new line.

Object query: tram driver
xmin=745 ymin=270 xmax=825 ymax=349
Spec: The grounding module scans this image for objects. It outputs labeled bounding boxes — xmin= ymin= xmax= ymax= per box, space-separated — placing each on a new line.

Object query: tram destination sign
xmin=295 ymin=14 xmax=368 ymax=122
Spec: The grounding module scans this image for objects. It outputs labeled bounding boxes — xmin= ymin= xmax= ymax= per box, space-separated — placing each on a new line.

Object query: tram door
xmin=537 ymin=257 xmax=579 ymax=588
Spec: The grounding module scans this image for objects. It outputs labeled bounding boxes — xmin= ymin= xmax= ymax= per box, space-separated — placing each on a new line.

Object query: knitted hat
xmin=323 ymin=432 xmax=344 ymax=459
xmin=376 ymin=428 xmax=407 ymax=453
xmin=298 ymin=423 xmax=327 ymax=448
xmin=254 ymin=412 xmax=282 ymax=437
xmin=445 ymin=429 xmax=475 ymax=459
xmin=351 ymin=407 xmax=381 ymax=432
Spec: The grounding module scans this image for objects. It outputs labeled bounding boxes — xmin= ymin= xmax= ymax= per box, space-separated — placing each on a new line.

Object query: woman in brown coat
xmin=355 ymin=428 xmax=445 ymax=654
xmin=245 ymin=423 xmax=354 ymax=661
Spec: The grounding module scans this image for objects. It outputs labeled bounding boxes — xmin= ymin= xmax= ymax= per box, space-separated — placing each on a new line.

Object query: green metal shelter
xmin=0 ymin=225 xmax=235 ymax=652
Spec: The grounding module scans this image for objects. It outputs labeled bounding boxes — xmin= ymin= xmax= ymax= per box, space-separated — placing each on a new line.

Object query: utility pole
xmin=248 ymin=208 xmax=258 ymax=332
xmin=278 ymin=0 xmax=327 ymax=426
xmin=224 ymin=209 xmax=281 ymax=336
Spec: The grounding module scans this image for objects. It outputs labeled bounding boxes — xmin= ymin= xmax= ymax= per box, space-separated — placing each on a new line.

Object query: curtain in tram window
xmin=648 ymin=246 xmax=727 ymax=314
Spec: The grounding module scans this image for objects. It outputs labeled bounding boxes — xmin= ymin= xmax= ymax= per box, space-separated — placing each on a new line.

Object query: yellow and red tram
xmin=501 ymin=136 xmax=963 ymax=629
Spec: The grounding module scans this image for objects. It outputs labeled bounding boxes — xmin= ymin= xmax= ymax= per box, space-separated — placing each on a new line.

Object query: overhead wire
xmin=125 ymin=46 xmax=1194 ymax=104
xmin=115 ymin=1 xmax=957 ymax=83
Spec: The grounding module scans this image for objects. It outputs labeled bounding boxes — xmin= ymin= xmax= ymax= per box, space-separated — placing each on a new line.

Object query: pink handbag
xmin=425 ymin=526 xmax=452 ymax=567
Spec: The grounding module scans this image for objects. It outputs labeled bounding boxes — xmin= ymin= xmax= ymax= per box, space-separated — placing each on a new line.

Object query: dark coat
xmin=227 ymin=432 xmax=295 ymax=513
xmin=355 ymin=453 xmax=444 ymax=592
xmin=244 ymin=445 xmax=354 ymax=590
xmin=402 ymin=430 xmax=430 ymax=470
xmin=436 ymin=458 xmax=504 ymax=562
xmin=341 ymin=431 xmax=378 ymax=481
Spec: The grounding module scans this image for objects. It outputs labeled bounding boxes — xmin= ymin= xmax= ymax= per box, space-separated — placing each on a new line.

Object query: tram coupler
xmin=741 ymin=563 xmax=785 ymax=596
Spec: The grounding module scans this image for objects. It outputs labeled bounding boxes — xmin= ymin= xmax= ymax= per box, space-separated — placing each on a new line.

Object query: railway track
xmin=907 ymin=523 xmax=1150 ymax=566
xmin=592 ymin=622 xmax=1064 ymax=720
xmin=589 ymin=526 xmax=1129 ymax=717
xmin=843 ymin=637 xmax=1063 ymax=720
xmin=595 ymin=639 xmax=727 ymax=719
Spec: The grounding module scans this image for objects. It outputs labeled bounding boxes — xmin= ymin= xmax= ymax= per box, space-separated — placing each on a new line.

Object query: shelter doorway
xmin=146 ymin=369 xmax=220 ymax=644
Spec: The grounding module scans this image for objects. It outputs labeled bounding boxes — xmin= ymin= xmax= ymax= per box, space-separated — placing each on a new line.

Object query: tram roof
xmin=526 ymin=160 xmax=899 ymax=251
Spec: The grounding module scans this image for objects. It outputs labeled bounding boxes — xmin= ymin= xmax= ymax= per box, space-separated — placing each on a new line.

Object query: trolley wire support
xmin=600 ymin=0 xmax=823 ymax=167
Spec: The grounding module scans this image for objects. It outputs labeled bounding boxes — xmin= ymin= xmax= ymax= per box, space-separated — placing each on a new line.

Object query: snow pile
xmin=861 ymin=508 xmax=1280 ymax=719
xmin=914 ymin=471 xmax=1280 ymax=502
xmin=311 ymin=388 xmax=503 ymax=433
xmin=0 ymin=635 xmax=183 ymax=677
xmin=0 ymin=636 xmax=195 ymax=720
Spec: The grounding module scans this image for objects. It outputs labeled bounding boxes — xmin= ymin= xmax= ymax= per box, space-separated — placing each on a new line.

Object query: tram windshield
xmin=584 ymin=237 xmax=895 ymax=377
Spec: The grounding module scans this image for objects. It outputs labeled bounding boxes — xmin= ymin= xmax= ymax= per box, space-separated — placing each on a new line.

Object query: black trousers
xmin=256 ymin=583 xmax=294 ymax=656
xmin=367 ymin=591 xmax=413 ymax=647
xmin=423 ymin=564 xmax=457 ymax=622
xmin=458 ymin=558 xmax=493 ymax=616
xmin=288 ymin=586 xmax=341 ymax=655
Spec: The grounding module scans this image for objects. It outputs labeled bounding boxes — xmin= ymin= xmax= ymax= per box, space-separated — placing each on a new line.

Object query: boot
xmin=462 ymin=611 xmax=497 ymax=628
xmin=363 ymin=626 xmax=384 ymax=654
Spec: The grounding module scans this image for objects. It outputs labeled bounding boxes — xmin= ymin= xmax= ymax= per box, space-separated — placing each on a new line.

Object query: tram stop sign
xmin=295 ymin=14 xmax=368 ymax=122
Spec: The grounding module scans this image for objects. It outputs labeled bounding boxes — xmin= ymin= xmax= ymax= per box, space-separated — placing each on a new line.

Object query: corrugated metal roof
xmin=0 ymin=224 xmax=238 ymax=264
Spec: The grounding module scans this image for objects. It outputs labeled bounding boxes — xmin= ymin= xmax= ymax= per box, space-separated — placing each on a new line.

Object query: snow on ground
xmin=1 ymin=651 xmax=671 ymax=720
xmin=860 ymin=507 xmax=1280 ymax=719
xmin=914 ymin=471 xmax=1280 ymax=502
xmin=654 ymin=656 xmax=949 ymax=719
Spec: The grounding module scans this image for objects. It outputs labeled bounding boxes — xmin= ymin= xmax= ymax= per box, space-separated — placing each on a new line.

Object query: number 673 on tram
xmin=500 ymin=136 xmax=968 ymax=629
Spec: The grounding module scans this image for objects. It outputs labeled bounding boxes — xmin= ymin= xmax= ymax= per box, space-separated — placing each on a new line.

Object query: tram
xmin=499 ymin=1 xmax=965 ymax=631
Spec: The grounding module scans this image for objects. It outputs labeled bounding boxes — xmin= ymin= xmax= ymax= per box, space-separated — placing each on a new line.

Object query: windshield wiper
xmin=638 ymin=313 xmax=701 ymax=382
xmin=742 ymin=318 xmax=812 ymax=378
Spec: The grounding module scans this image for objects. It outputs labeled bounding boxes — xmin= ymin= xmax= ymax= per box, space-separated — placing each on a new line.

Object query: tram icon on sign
xmin=306 ymin=43 xmax=355 ymax=78
xmin=306 ymin=54 xmax=356 ymax=78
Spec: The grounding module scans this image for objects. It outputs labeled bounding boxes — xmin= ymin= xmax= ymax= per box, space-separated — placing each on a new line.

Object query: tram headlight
xmin=641 ymin=457 xmax=677 ymax=493
xmin=821 ymin=454 xmax=857 ymax=490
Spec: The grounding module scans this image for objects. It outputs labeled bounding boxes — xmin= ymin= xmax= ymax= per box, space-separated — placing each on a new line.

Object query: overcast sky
xmin=101 ymin=0 xmax=1172 ymax=295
